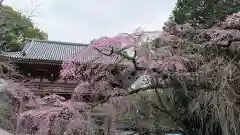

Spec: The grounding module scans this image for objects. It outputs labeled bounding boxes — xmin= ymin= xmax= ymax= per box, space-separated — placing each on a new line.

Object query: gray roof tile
xmin=2 ymin=40 xmax=88 ymax=62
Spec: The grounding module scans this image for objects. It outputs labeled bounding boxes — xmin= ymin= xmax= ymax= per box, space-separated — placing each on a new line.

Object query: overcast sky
xmin=3 ymin=0 xmax=176 ymax=43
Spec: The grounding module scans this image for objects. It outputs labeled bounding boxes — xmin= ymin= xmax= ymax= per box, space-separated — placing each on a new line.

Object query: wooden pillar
xmin=104 ymin=115 xmax=112 ymax=135
xmin=40 ymin=77 xmax=43 ymax=82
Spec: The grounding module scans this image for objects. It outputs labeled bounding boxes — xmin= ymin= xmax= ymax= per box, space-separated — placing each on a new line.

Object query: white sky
xmin=3 ymin=0 xmax=176 ymax=43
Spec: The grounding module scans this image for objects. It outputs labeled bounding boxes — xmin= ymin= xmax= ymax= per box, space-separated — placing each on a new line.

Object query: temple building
xmin=1 ymin=39 xmax=146 ymax=134
xmin=1 ymin=40 xmax=88 ymax=99
xmin=1 ymin=39 xmax=147 ymax=99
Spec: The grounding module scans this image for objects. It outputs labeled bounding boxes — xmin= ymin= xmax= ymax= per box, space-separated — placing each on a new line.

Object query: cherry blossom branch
xmin=94 ymin=46 xmax=145 ymax=70
xmin=114 ymin=49 xmax=145 ymax=70
xmin=94 ymin=46 xmax=114 ymax=56
xmin=91 ymin=84 xmax=167 ymax=109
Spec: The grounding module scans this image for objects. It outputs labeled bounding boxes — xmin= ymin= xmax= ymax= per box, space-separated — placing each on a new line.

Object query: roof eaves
xmin=33 ymin=40 xmax=89 ymax=46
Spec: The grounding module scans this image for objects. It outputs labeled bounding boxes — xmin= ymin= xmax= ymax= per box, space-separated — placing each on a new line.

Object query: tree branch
xmin=129 ymin=84 xmax=165 ymax=95
xmin=0 ymin=0 xmax=3 ymax=5
xmin=94 ymin=46 xmax=114 ymax=56
xmin=138 ymin=92 xmax=190 ymax=135
xmin=115 ymin=49 xmax=145 ymax=70
xmin=94 ymin=46 xmax=145 ymax=70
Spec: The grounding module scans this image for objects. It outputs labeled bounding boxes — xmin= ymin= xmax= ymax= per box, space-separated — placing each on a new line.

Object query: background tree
xmin=0 ymin=2 xmax=37 ymax=133
xmin=163 ymin=0 xmax=240 ymax=29
xmin=0 ymin=5 xmax=47 ymax=52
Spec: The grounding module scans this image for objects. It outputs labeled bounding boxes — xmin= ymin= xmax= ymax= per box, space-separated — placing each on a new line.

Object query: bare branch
xmin=27 ymin=4 xmax=42 ymax=18
xmin=0 ymin=0 xmax=3 ymax=5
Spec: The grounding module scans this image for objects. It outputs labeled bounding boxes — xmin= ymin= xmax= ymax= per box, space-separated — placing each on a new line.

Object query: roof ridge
xmin=32 ymin=39 xmax=89 ymax=46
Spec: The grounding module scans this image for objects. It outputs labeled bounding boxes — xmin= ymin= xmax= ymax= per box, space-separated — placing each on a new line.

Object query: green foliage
xmin=0 ymin=5 xmax=47 ymax=52
xmin=165 ymin=0 xmax=240 ymax=28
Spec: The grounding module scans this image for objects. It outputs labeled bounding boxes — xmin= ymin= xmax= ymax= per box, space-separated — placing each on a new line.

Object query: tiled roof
xmin=2 ymin=40 xmax=88 ymax=62
xmin=2 ymin=40 xmax=132 ymax=66
xmin=74 ymin=46 xmax=118 ymax=64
